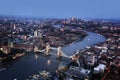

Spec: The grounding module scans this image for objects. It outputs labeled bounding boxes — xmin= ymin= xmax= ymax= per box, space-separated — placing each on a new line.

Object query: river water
xmin=62 ymin=31 xmax=106 ymax=56
xmin=0 ymin=31 xmax=106 ymax=80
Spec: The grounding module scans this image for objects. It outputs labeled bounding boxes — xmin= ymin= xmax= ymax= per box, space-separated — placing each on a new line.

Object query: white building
xmin=34 ymin=30 xmax=42 ymax=38
xmin=34 ymin=30 xmax=38 ymax=37
xmin=94 ymin=64 xmax=106 ymax=74
xmin=13 ymin=24 xmax=16 ymax=30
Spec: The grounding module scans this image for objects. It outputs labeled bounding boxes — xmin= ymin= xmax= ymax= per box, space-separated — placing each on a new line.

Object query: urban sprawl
xmin=0 ymin=17 xmax=120 ymax=80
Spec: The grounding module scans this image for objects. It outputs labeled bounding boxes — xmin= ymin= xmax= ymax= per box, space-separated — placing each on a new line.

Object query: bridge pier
xmin=71 ymin=50 xmax=80 ymax=67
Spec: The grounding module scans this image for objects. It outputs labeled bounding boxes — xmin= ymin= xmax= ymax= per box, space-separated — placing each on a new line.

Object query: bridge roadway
xmin=36 ymin=47 xmax=73 ymax=58
xmin=36 ymin=46 xmax=91 ymax=59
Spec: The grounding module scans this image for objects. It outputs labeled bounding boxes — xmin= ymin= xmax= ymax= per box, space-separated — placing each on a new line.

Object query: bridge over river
xmin=0 ymin=31 xmax=106 ymax=80
xmin=35 ymin=31 xmax=106 ymax=59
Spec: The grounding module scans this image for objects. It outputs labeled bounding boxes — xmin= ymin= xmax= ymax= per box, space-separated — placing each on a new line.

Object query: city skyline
xmin=0 ymin=0 xmax=120 ymax=19
xmin=0 ymin=3 xmax=120 ymax=79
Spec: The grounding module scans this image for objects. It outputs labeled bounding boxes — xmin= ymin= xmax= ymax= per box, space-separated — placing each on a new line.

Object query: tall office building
xmin=13 ymin=24 xmax=16 ymax=30
xmin=34 ymin=30 xmax=38 ymax=37
xmin=8 ymin=39 xmax=13 ymax=47
xmin=38 ymin=29 xmax=42 ymax=38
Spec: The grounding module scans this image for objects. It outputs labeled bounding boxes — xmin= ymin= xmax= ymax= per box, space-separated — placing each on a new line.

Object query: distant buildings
xmin=0 ymin=16 xmax=120 ymax=80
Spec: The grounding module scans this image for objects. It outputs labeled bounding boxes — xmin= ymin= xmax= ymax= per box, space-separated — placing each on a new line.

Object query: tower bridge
xmin=34 ymin=43 xmax=81 ymax=67
xmin=34 ymin=43 xmax=73 ymax=58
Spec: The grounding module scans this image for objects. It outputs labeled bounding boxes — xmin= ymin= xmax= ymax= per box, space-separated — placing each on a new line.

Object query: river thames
xmin=0 ymin=31 xmax=106 ymax=80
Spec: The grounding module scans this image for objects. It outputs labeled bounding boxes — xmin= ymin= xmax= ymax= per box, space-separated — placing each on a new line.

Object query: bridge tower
xmin=34 ymin=46 xmax=38 ymax=52
xmin=57 ymin=46 xmax=61 ymax=57
xmin=46 ymin=43 xmax=50 ymax=55
xmin=71 ymin=50 xmax=80 ymax=67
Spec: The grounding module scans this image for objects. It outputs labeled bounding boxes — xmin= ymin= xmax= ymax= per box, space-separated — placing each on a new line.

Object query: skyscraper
xmin=34 ymin=30 xmax=38 ymax=37
xmin=13 ymin=24 xmax=16 ymax=30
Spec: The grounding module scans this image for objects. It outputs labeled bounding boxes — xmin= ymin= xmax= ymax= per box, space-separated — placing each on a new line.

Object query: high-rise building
xmin=34 ymin=30 xmax=38 ymax=37
xmin=38 ymin=29 xmax=42 ymax=38
xmin=8 ymin=39 xmax=13 ymax=47
xmin=13 ymin=24 xmax=16 ymax=30
xmin=72 ymin=17 xmax=75 ymax=21
xmin=34 ymin=29 xmax=42 ymax=38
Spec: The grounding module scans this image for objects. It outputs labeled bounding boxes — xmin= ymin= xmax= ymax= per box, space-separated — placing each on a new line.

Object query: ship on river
xmin=26 ymin=70 xmax=52 ymax=80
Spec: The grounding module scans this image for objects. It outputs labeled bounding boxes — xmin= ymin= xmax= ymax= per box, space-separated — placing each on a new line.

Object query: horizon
xmin=1 ymin=15 xmax=120 ymax=21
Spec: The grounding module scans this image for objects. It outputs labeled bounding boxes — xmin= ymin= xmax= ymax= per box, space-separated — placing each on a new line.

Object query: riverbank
xmin=62 ymin=31 xmax=106 ymax=57
xmin=0 ymin=31 xmax=106 ymax=80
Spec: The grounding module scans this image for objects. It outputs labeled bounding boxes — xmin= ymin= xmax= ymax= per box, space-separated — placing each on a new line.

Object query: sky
xmin=0 ymin=0 xmax=120 ymax=19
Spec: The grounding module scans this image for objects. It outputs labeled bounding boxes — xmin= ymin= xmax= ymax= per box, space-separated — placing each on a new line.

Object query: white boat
xmin=88 ymin=39 xmax=90 ymax=41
